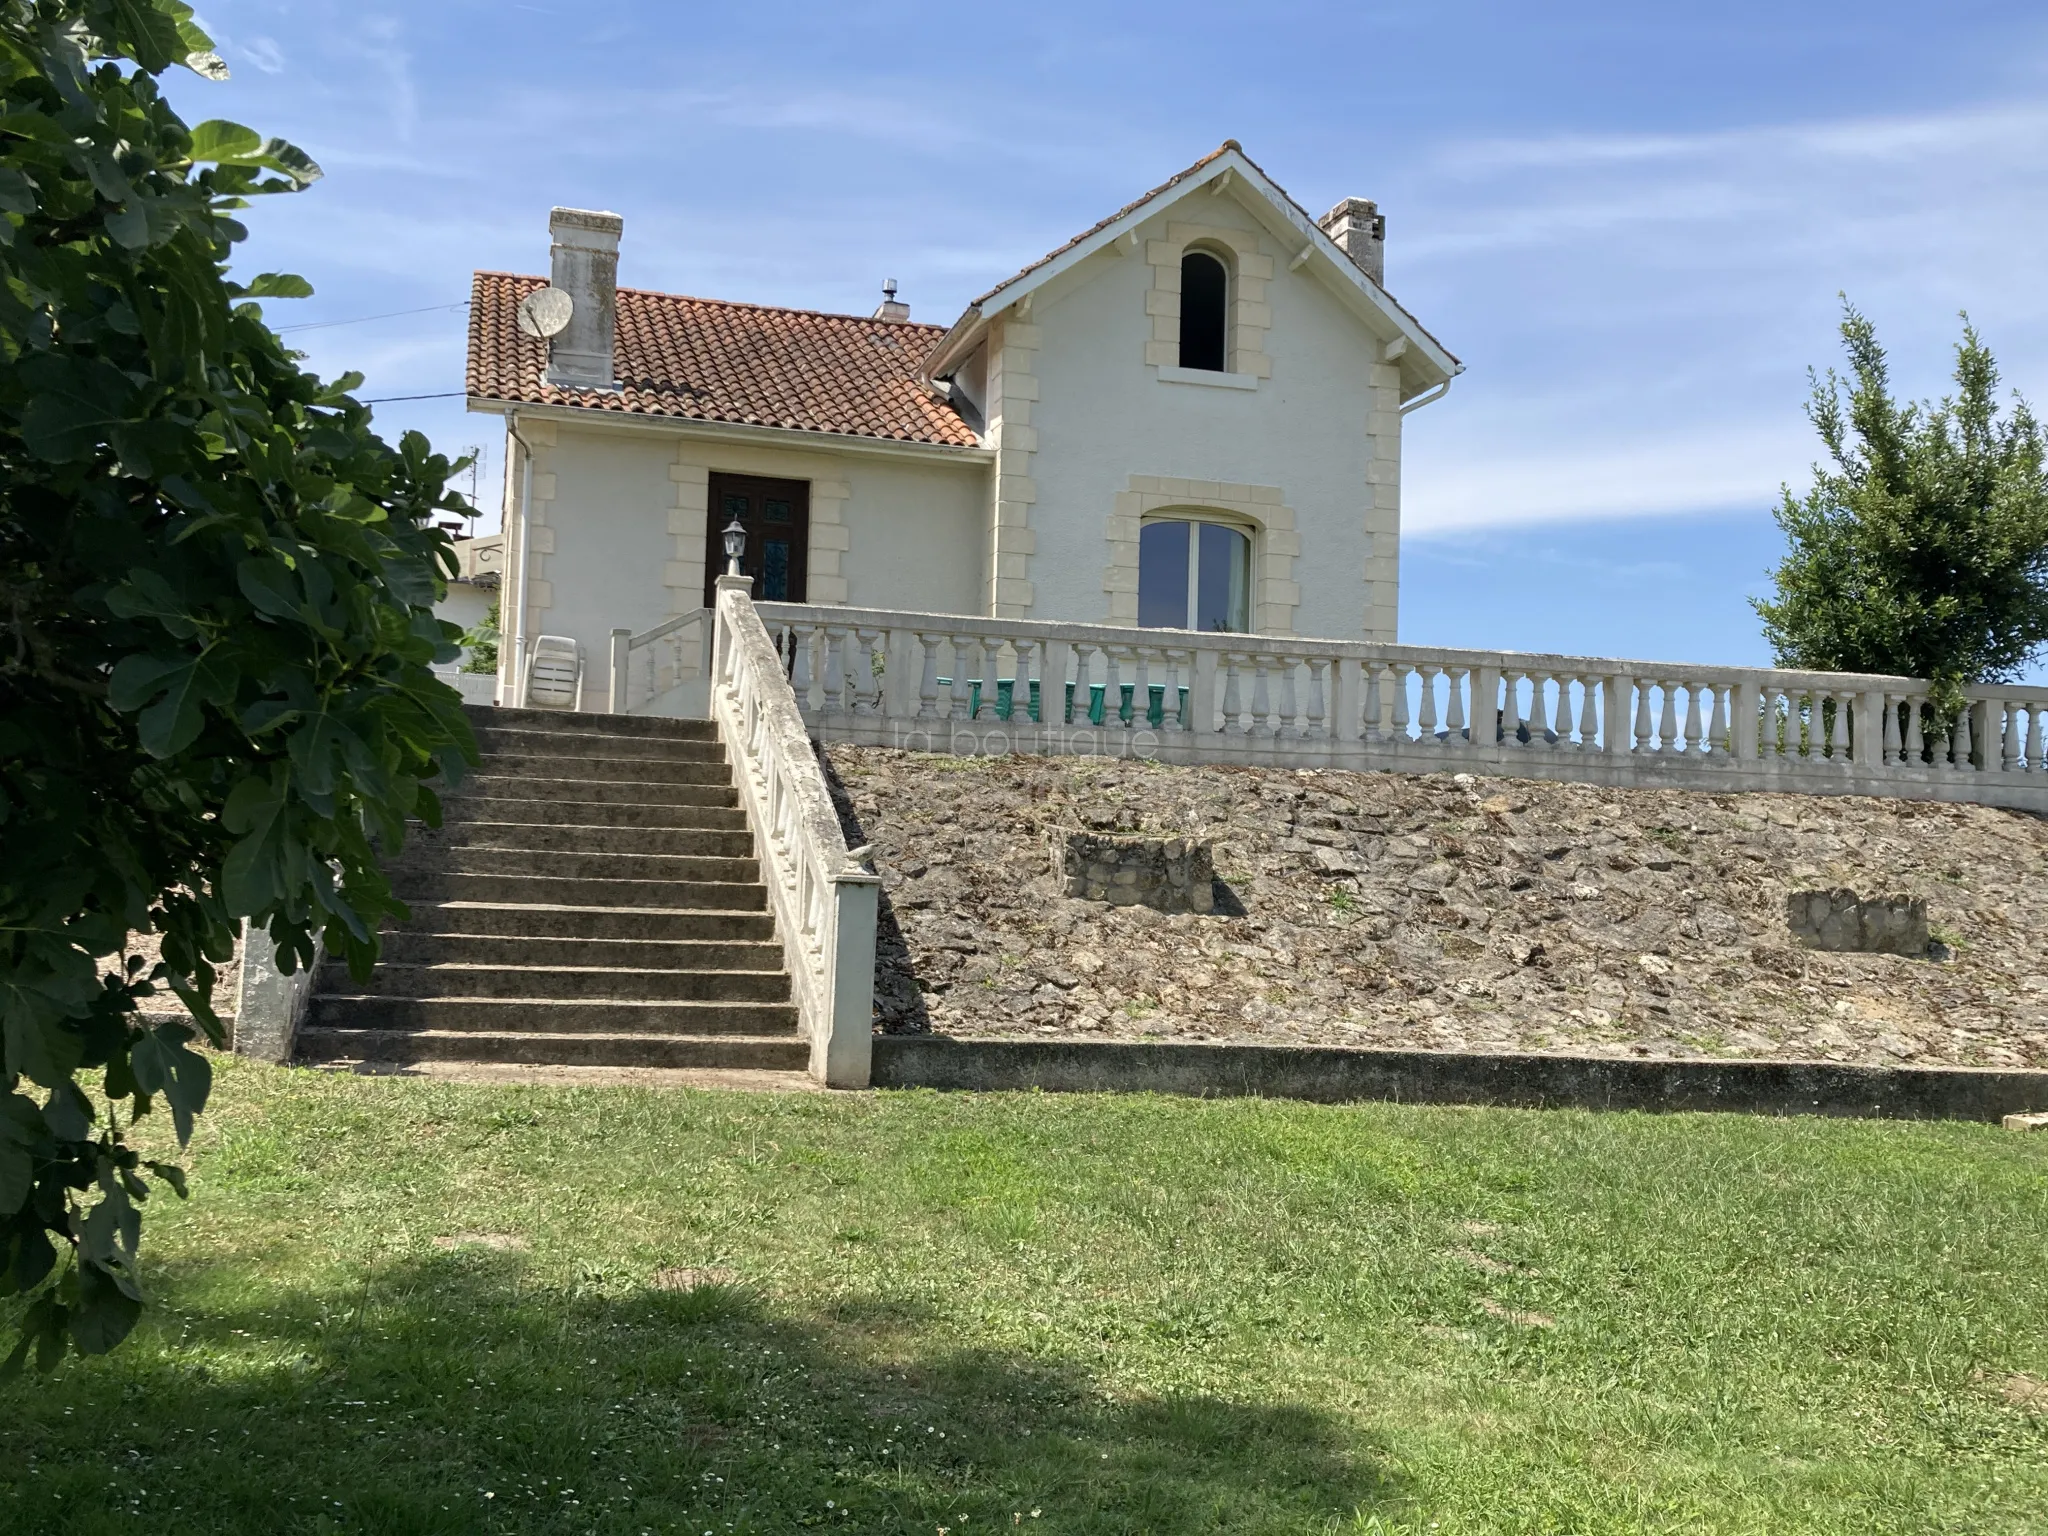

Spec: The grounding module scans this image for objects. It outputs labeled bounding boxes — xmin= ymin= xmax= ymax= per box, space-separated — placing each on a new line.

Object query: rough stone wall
xmin=825 ymin=746 xmax=2048 ymax=1069
xmin=1787 ymin=889 xmax=1930 ymax=956
xmin=1054 ymin=829 xmax=1214 ymax=912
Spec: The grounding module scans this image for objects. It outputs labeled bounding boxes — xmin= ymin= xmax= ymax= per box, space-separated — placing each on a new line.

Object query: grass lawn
xmin=4 ymin=1064 xmax=2047 ymax=1534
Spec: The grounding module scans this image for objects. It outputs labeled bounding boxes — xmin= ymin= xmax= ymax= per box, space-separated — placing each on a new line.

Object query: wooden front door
xmin=704 ymin=473 xmax=809 ymax=608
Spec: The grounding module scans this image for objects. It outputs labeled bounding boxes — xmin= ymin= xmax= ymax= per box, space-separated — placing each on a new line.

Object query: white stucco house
xmin=464 ymin=141 xmax=1460 ymax=708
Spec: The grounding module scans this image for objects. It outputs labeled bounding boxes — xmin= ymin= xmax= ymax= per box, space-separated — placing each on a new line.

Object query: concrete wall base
xmin=870 ymin=1036 xmax=2048 ymax=1123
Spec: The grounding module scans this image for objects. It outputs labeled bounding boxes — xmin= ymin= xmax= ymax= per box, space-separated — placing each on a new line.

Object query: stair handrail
xmin=710 ymin=576 xmax=878 ymax=1086
xmin=609 ymin=607 xmax=710 ymax=714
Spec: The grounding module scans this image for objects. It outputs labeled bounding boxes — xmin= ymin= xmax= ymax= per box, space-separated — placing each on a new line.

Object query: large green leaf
xmin=186 ymin=119 xmax=322 ymax=185
xmin=17 ymin=356 xmax=138 ymax=462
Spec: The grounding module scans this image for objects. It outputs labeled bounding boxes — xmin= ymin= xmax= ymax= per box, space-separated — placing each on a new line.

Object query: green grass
xmin=5 ymin=1064 xmax=2048 ymax=1534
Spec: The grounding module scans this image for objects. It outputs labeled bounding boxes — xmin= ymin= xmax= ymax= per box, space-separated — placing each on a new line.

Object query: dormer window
xmin=1178 ymin=250 xmax=1228 ymax=371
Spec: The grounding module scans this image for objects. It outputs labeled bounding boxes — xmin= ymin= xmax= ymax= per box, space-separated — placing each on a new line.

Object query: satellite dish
xmin=518 ymin=286 xmax=574 ymax=339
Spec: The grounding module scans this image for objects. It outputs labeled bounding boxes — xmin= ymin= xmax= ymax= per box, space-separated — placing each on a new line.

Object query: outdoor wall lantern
xmin=722 ymin=517 xmax=745 ymax=575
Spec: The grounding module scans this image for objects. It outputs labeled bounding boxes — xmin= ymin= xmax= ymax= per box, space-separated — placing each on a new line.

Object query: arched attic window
xmin=1178 ymin=249 xmax=1228 ymax=372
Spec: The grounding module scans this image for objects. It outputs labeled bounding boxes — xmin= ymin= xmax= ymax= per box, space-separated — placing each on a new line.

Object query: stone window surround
xmin=667 ymin=455 xmax=853 ymax=615
xmin=1143 ymin=222 xmax=1274 ymax=382
xmin=1104 ymin=475 xmax=1299 ymax=635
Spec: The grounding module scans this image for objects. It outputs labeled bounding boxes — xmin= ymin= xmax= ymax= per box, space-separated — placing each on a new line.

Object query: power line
xmin=277 ymin=300 xmax=471 ymax=334
xmin=358 ymin=391 xmax=467 ymax=404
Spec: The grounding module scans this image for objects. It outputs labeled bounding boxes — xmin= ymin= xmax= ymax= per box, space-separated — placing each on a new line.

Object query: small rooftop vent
xmin=872 ymin=278 xmax=910 ymax=323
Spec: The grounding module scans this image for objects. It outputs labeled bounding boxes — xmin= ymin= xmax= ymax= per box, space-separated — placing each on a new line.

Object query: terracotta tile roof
xmin=466 ymin=273 xmax=981 ymax=448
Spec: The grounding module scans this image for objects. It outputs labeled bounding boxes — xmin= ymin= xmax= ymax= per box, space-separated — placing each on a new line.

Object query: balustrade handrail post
xmin=1470 ymin=666 xmax=1500 ymax=754
xmin=608 ymin=627 xmax=631 ymax=713
xmin=1190 ymin=647 xmax=1220 ymax=738
xmin=1332 ymin=656 xmax=1362 ymax=745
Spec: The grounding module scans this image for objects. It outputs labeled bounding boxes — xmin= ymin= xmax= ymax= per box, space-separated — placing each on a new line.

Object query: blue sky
xmin=173 ymin=2 xmax=2048 ymax=675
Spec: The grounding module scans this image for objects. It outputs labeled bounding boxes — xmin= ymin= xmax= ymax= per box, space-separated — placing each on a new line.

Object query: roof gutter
xmin=1400 ymin=372 xmax=1459 ymax=415
xmin=917 ymin=303 xmax=987 ymax=387
xmin=465 ymin=397 xmax=994 ymax=464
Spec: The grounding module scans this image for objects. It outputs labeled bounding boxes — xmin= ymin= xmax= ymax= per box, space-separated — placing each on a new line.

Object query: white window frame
xmin=1138 ymin=511 xmax=1256 ymax=633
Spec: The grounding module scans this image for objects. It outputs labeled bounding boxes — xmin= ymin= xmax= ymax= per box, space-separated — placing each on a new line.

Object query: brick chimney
xmin=872 ymin=278 xmax=910 ymax=323
xmin=1318 ymin=198 xmax=1385 ymax=287
xmin=545 ymin=207 xmax=623 ymax=389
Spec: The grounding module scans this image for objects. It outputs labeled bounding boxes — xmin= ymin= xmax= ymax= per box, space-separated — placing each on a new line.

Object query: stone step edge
xmin=319 ymin=964 xmax=789 ymax=980
xmin=869 ymin=1038 xmax=2048 ymax=1124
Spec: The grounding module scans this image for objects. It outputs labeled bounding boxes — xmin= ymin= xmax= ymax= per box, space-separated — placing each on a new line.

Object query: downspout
xmin=501 ymin=411 xmax=536 ymax=707
xmin=1399 ymin=375 xmax=1455 ymax=415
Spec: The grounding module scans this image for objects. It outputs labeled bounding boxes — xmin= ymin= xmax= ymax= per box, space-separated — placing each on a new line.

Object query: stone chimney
xmin=545 ymin=207 xmax=623 ymax=389
xmin=872 ymin=278 xmax=910 ymax=323
xmin=1318 ymin=198 xmax=1385 ymax=286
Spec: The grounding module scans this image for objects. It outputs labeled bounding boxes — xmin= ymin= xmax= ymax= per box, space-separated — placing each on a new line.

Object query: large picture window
xmin=1137 ymin=518 xmax=1251 ymax=632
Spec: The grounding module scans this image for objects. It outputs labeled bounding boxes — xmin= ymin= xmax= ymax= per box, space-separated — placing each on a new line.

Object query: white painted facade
xmin=469 ymin=145 xmax=1458 ymax=707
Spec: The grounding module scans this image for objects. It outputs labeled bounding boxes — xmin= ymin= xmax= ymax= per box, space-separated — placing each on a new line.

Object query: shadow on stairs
xmin=296 ymin=704 xmax=813 ymax=1086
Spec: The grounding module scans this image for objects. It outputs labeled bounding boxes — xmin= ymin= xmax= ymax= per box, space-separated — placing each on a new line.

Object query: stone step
xmin=391 ymin=872 xmax=768 ymax=910
xmin=393 ymin=845 xmax=762 ymax=884
xmin=431 ymin=795 xmax=746 ymax=830
xmin=471 ymin=725 xmax=727 ymax=763
xmin=321 ymin=962 xmax=791 ymax=1004
xmin=298 ymin=1026 xmax=809 ymax=1071
xmin=311 ymin=995 xmax=797 ymax=1035
xmin=418 ymin=822 xmax=756 ymax=858
xmin=376 ymin=931 xmax=786 ymax=970
xmin=394 ymin=901 xmax=777 ymax=943
xmin=473 ymin=751 xmax=732 ymax=787
xmin=465 ymin=704 xmax=719 ymax=742
xmin=446 ymin=775 xmax=737 ymax=809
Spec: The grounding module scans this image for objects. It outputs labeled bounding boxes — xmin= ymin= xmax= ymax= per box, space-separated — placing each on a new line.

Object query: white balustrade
xmin=608 ymin=608 xmax=709 ymax=716
xmin=725 ymin=600 xmax=2048 ymax=812
xmin=709 ymin=580 xmax=880 ymax=1087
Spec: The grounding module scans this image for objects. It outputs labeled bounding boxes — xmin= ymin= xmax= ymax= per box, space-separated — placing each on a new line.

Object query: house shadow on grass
xmin=4 ymin=1248 xmax=1412 ymax=1534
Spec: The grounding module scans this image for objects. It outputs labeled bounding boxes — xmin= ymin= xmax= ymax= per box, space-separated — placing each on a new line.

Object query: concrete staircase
xmin=297 ymin=704 xmax=806 ymax=1073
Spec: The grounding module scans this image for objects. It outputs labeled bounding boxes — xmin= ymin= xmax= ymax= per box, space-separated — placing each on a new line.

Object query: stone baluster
xmin=2027 ymin=702 xmax=2044 ymax=772
xmin=789 ymin=624 xmax=816 ymax=711
xmin=1417 ymin=665 xmax=1440 ymax=744
xmin=1069 ymin=643 xmax=1094 ymax=725
xmin=1577 ymin=675 xmax=1599 ymax=751
xmin=1827 ymin=690 xmax=1849 ymax=759
xmin=1631 ymin=680 xmax=1653 ymax=754
xmin=1541 ymin=676 xmax=1564 ymax=748
xmin=948 ymin=635 xmax=974 ymax=720
xmin=819 ymin=627 xmax=847 ymax=714
xmin=1882 ymin=694 xmax=1903 ymax=766
xmin=1160 ymin=650 xmax=1185 ymax=730
xmin=2001 ymin=700 xmax=2021 ymax=772
xmin=1904 ymin=696 xmax=1925 ymax=765
xmin=1676 ymin=681 xmax=1699 ymax=755
xmin=1649 ymin=682 xmax=1673 ymax=755
xmin=1364 ymin=666 xmax=1383 ymax=741
xmin=1444 ymin=666 xmax=1467 ymax=748
xmin=1706 ymin=683 xmax=1729 ymax=756
xmin=915 ymin=634 xmax=942 ymax=719
xmin=1216 ymin=653 xmax=1242 ymax=734
xmin=1246 ymin=655 xmax=1272 ymax=738
xmin=1013 ymin=639 xmax=1037 ymax=725
xmin=1391 ymin=665 xmax=1412 ymax=741
xmin=1305 ymin=658 xmax=1329 ymax=740
xmin=1952 ymin=704 xmax=1973 ymax=770
xmin=1269 ymin=655 xmax=1302 ymax=741
xmin=1100 ymin=646 xmax=1124 ymax=727
xmin=852 ymin=628 xmax=881 ymax=713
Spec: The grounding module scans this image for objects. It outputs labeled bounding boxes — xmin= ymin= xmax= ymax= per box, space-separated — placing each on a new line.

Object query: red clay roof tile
xmin=465 ymin=273 xmax=981 ymax=449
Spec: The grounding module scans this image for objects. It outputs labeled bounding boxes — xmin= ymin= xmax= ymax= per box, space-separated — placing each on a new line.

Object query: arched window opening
xmin=1178 ymin=250 xmax=1228 ymax=372
xmin=1137 ymin=518 xmax=1251 ymax=632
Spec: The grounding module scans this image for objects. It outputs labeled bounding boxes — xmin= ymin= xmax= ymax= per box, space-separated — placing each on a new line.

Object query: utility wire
xmin=276 ymin=300 xmax=471 ymax=334
xmin=358 ymin=391 xmax=467 ymax=404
